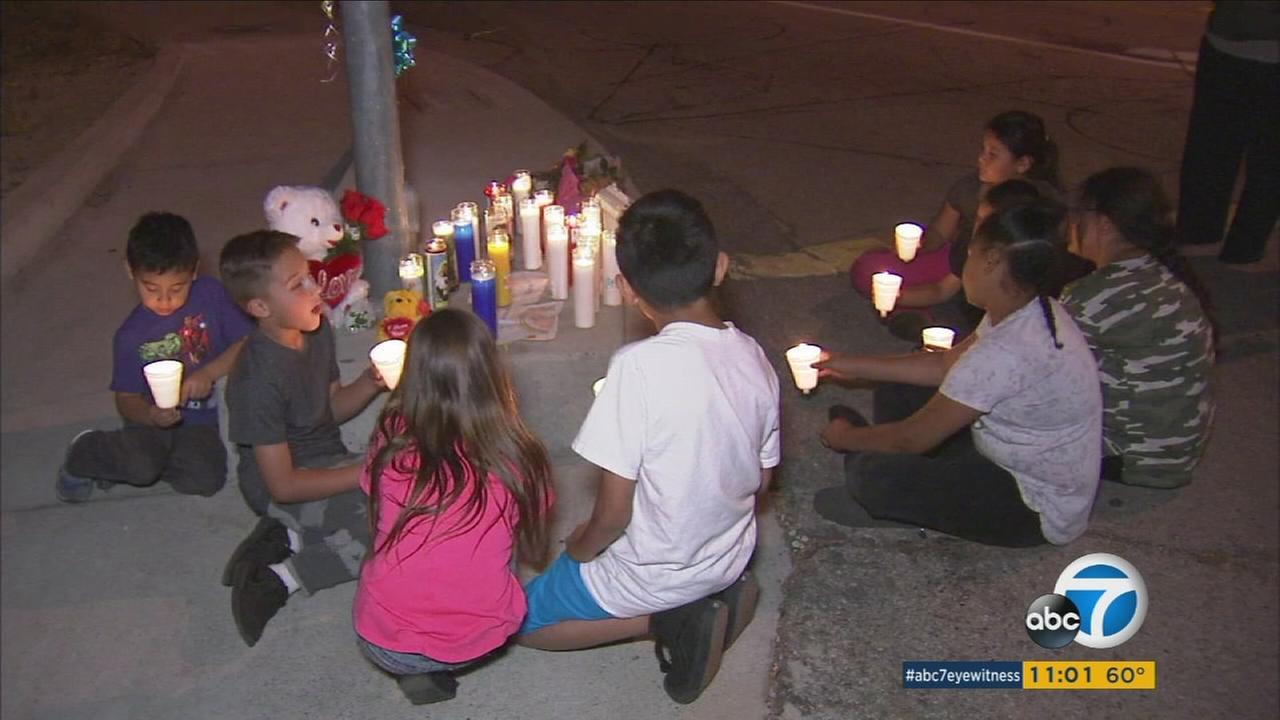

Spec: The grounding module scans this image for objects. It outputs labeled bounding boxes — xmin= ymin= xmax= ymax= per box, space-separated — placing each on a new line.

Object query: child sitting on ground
xmin=354 ymin=308 xmax=555 ymax=705
xmin=218 ymin=230 xmax=385 ymax=647
xmin=517 ymin=190 xmax=781 ymax=705
xmin=56 ymin=212 xmax=252 ymax=503
xmin=849 ymin=110 xmax=1062 ymax=338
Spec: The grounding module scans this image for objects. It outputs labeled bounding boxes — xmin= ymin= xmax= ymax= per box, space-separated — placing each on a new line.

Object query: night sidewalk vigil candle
xmin=602 ymin=229 xmax=621 ymax=306
xmin=488 ymin=226 xmax=512 ymax=307
xmin=547 ymin=224 xmax=569 ymax=300
xmin=495 ymin=193 xmax=514 ymax=237
xmin=424 ymin=238 xmax=450 ymax=310
xmin=451 ymin=207 xmax=476 ymax=283
xmin=511 ymin=171 xmax=532 ymax=232
xmin=519 ymin=198 xmax=542 ymax=269
xmin=573 ymin=247 xmax=596 ymax=328
xmin=399 ymin=253 xmax=426 ymax=297
xmin=470 ymin=259 xmax=498 ymax=335
xmin=871 ymin=271 xmax=903 ymax=317
xmin=458 ymin=201 xmax=480 ymax=260
xmin=432 ymin=220 xmax=458 ymax=288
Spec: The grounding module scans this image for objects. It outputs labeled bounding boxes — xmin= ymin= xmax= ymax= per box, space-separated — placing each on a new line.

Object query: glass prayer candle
xmin=431 ymin=220 xmax=458 ymax=288
xmin=488 ymin=227 xmax=512 ymax=307
xmin=546 ymin=224 xmax=569 ymax=300
xmin=572 ymin=247 xmax=596 ymax=329
xmin=424 ymin=238 xmax=451 ymax=310
xmin=458 ymin=201 xmax=480 ymax=260
xmin=450 ymin=206 xmax=476 ymax=283
xmin=519 ymin=197 xmax=542 ymax=270
xmin=398 ymin=252 xmax=426 ymax=297
xmin=602 ymin=229 xmax=621 ymax=306
xmin=470 ymin=259 xmax=498 ymax=336
xmin=511 ymin=170 xmax=532 ymax=230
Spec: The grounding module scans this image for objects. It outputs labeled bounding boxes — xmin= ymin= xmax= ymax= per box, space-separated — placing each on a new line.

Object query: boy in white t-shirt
xmin=518 ymin=190 xmax=781 ymax=704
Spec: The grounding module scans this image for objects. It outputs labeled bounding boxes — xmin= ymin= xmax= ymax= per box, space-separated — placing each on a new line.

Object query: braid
xmin=1038 ymin=295 xmax=1064 ymax=349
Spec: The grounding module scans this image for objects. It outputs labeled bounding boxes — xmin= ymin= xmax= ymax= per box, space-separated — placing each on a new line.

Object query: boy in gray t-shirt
xmin=219 ymin=230 xmax=386 ymax=647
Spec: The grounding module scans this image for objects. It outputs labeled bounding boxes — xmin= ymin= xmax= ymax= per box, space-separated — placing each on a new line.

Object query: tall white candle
xmin=547 ymin=224 xmax=569 ymax=300
xmin=573 ymin=248 xmax=596 ymax=328
xmin=578 ymin=220 xmax=602 ymax=310
xmin=543 ymin=204 xmax=565 ymax=231
xmin=519 ymin=197 xmax=542 ymax=270
xmin=511 ymin=170 xmax=532 ymax=232
xmin=602 ymin=229 xmax=621 ymax=306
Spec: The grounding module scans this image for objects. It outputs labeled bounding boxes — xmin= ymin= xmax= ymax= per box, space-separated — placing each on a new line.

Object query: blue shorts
xmin=520 ymin=551 xmax=616 ymax=634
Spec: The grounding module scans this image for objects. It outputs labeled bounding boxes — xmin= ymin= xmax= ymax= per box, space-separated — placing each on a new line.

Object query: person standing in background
xmin=1176 ymin=1 xmax=1279 ymax=265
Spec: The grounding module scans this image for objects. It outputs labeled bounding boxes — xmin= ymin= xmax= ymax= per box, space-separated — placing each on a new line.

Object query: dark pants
xmin=1177 ymin=37 xmax=1280 ymax=263
xmin=65 ymin=422 xmax=226 ymax=496
xmin=264 ymin=454 xmax=370 ymax=594
xmin=842 ymin=383 xmax=1046 ymax=548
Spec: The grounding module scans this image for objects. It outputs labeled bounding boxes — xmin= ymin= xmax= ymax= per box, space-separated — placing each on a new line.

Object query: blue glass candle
xmin=451 ymin=206 xmax=476 ymax=283
xmin=470 ymin=259 xmax=498 ymax=335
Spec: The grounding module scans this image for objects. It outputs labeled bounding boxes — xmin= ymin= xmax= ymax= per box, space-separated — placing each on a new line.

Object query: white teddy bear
xmin=263 ymin=185 xmax=373 ymax=331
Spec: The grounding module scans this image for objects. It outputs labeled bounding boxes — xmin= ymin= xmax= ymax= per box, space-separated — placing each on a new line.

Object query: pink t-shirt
xmin=353 ymin=438 xmax=528 ymax=663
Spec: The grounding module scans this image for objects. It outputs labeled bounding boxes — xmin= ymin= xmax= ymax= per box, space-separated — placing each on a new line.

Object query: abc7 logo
xmin=1025 ymin=553 xmax=1147 ymax=650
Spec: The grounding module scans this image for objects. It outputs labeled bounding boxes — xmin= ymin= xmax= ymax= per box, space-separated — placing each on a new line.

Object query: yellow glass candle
xmin=488 ymin=226 xmax=512 ymax=307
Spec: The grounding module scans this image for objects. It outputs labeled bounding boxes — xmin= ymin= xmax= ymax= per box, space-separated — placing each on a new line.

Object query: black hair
xmin=974 ymin=197 xmax=1070 ymax=348
xmin=126 ymin=212 xmax=199 ymax=274
xmin=984 ymin=178 xmax=1043 ymax=212
xmin=615 ymin=189 xmax=719 ymax=311
xmin=218 ymin=229 xmax=300 ymax=308
xmin=987 ymin=110 xmax=1061 ymax=190
xmin=1079 ymin=166 xmax=1217 ymax=343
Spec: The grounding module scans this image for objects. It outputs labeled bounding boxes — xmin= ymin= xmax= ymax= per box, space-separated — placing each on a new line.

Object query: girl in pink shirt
xmin=353 ymin=308 xmax=554 ymax=705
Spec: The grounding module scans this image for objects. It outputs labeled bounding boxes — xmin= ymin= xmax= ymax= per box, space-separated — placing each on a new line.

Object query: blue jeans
xmin=356 ymin=636 xmax=476 ymax=676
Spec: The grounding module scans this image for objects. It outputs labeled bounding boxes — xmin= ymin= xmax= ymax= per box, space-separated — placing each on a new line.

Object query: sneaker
xmin=221 ymin=517 xmax=291 ymax=586
xmin=714 ymin=571 xmax=760 ymax=651
xmin=396 ymin=672 xmax=458 ymax=705
xmin=54 ymin=430 xmax=98 ymax=504
xmin=231 ymin=562 xmax=288 ymax=647
xmin=651 ymin=597 xmax=729 ymax=704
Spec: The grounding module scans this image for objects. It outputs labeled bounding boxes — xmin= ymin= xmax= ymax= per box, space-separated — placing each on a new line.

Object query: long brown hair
xmin=366 ymin=308 xmax=553 ymax=568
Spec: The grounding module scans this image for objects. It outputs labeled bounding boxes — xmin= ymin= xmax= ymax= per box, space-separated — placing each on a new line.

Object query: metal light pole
xmin=341 ymin=0 xmax=408 ymax=301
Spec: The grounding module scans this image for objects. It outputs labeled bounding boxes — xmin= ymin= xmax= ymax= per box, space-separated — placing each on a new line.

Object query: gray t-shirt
xmin=227 ymin=319 xmax=349 ymax=513
xmin=940 ymin=298 xmax=1102 ymax=544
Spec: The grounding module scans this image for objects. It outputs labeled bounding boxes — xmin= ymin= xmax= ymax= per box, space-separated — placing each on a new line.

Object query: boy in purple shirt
xmin=55 ymin=212 xmax=253 ymax=502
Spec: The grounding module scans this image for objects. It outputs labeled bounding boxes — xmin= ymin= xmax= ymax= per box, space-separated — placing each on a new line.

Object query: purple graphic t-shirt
xmin=110 ymin=276 xmax=254 ymax=425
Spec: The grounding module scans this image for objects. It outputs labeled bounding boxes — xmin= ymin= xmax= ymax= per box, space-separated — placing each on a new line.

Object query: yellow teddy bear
xmin=377 ymin=289 xmax=430 ymax=342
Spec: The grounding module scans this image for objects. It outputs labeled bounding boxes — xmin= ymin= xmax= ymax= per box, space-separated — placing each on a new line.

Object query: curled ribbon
xmin=321 ymin=0 xmax=339 ymax=83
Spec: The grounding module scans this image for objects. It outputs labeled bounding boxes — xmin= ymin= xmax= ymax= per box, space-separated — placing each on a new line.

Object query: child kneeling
xmin=354 ymin=309 xmax=555 ymax=705
xmin=518 ymin=190 xmax=781 ymax=705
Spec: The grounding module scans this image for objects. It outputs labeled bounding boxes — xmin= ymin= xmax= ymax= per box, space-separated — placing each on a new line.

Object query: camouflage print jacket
xmin=1061 ymin=255 xmax=1215 ymax=488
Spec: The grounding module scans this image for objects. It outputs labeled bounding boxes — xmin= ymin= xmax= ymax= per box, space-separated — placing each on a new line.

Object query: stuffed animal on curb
xmin=264 ymin=185 xmax=373 ymax=332
xmin=377 ymin=289 xmax=430 ymax=342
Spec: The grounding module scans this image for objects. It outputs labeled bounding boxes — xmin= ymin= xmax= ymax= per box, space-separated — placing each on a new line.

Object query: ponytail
xmin=987 ymin=110 xmax=1061 ymax=190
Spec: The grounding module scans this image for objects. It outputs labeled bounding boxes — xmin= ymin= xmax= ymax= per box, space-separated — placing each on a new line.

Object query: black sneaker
xmin=221 ymin=517 xmax=291 ymax=586
xmin=714 ymin=572 xmax=760 ymax=651
xmin=231 ymin=562 xmax=289 ymax=647
xmin=651 ymin=597 xmax=729 ymax=704
xmin=396 ymin=672 xmax=458 ymax=705
xmin=54 ymin=430 xmax=98 ymax=503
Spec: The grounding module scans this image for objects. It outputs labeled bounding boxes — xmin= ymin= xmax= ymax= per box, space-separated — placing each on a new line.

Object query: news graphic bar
xmin=903 ymin=661 xmax=1157 ymax=690
xmin=902 ymin=662 xmax=1024 ymax=689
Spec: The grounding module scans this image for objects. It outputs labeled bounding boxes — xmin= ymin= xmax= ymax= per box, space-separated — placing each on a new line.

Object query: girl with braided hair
xmin=811 ymin=198 xmax=1102 ymax=547
xmin=1063 ymin=167 xmax=1216 ymax=489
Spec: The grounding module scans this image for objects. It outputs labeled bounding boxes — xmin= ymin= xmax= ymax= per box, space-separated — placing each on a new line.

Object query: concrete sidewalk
xmin=0 ymin=24 xmax=786 ymax=720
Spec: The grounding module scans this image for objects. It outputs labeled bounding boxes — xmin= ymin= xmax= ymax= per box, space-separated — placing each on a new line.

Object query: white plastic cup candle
xmin=547 ymin=224 xmax=570 ymax=300
xmin=572 ymin=248 xmax=596 ymax=328
xmin=784 ymin=344 xmax=822 ymax=394
xmin=871 ymin=271 xmax=903 ymax=317
xmin=895 ymin=222 xmax=923 ymax=262
xmin=592 ymin=377 xmax=606 ymax=397
xmin=921 ymin=326 xmax=956 ymax=352
xmin=519 ymin=197 xmax=542 ymax=269
xmin=369 ymin=339 xmax=408 ymax=390
xmin=143 ymin=359 xmax=183 ymax=409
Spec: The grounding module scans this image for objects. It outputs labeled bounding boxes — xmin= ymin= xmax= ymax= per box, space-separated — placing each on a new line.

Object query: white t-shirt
xmin=573 ymin=321 xmax=781 ymax=617
xmin=940 ymin=298 xmax=1102 ymax=545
